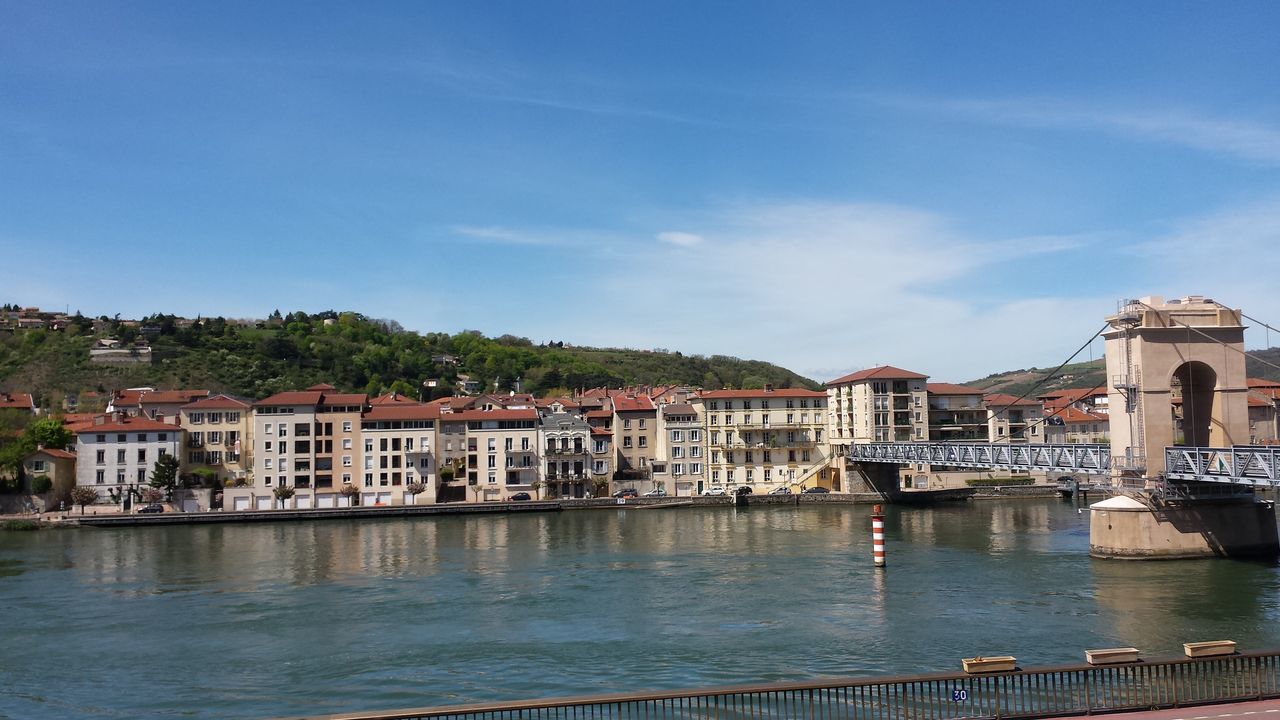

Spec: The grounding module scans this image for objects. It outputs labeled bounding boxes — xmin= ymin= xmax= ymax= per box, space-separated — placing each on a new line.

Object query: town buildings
xmin=73 ymin=414 xmax=182 ymax=502
xmin=179 ymin=394 xmax=251 ymax=487
xmin=702 ymin=387 xmax=831 ymax=493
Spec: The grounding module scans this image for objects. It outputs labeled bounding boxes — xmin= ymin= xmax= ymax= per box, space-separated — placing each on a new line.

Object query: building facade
xmin=74 ymin=415 xmax=183 ymax=503
xmin=701 ymin=388 xmax=830 ymax=493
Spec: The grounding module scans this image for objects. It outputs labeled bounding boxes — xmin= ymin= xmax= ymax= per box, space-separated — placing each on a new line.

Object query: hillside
xmin=967 ymin=348 xmax=1280 ymax=396
xmin=0 ymin=311 xmax=818 ymax=407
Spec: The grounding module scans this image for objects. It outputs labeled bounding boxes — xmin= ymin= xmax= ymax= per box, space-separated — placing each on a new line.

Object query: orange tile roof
xmin=111 ymin=389 xmax=147 ymax=407
xmin=927 ymin=383 xmax=983 ymax=395
xmin=697 ymin=388 xmax=826 ymax=399
xmin=140 ymin=390 xmax=210 ymax=405
xmin=1248 ymin=396 xmax=1273 ymax=408
xmin=590 ymin=427 xmax=613 ymax=436
xmin=181 ymin=394 xmax=250 ymax=410
xmin=613 ymin=395 xmax=656 ymax=412
xmin=321 ymin=393 xmax=368 ymax=406
xmin=1057 ymin=407 xmax=1108 ymax=424
xmin=0 ymin=392 xmax=35 ymax=409
xmin=255 ymin=390 xmax=324 ymax=406
xmin=826 ymin=365 xmax=928 ymax=386
xmin=29 ymin=448 xmax=76 ymax=460
xmin=1248 ymin=378 xmax=1280 ymax=389
xmin=370 ymin=392 xmax=420 ymax=406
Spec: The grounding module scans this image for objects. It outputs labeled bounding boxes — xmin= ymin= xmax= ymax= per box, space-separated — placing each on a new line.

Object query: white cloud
xmin=656 ymin=231 xmax=703 ymax=247
xmin=874 ymin=95 xmax=1280 ymax=166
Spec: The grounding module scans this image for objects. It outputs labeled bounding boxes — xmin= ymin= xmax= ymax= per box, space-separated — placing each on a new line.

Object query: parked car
xmin=642 ymin=488 xmax=667 ymax=497
xmin=802 ymin=487 xmax=830 ymax=494
xmin=138 ymin=503 xmax=165 ymax=514
xmin=733 ymin=486 xmax=754 ymax=496
xmin=702 ymin=487 xmax=727 ymax=496
xmin=768 ymin=486 xmax=792 ymax=495
xmin=510 ymin=492 xmax=531 ymax=501
xmin=613 ymin=488 xmax=640 ymax=498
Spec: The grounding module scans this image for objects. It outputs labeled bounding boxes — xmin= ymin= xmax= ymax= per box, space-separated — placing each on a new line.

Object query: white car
xmin=642 ymin=488 xmax=667 ymax=497
xmin=702 ymin=487 xmax=727 ymax=496
xmin=768 ymin=486 xmax=792 ymax=495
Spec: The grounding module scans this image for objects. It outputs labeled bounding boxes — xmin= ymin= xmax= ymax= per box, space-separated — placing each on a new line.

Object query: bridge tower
xmin=1103 ymin=295 xmax=1250 ymax=482
xmin=1093 ymin=295 xmax=1276 ymax=559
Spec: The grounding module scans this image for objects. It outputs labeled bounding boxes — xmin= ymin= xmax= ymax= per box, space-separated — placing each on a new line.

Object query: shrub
xmin=965 ymin=477 xmax=1035 ymax=487
xmin=29 ymin=476 xmax=52 ymax=494
xmin=2 ymin=520 xmax=40 ymax=531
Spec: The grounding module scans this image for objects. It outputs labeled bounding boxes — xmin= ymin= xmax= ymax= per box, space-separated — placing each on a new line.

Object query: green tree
xmin=25 ymin=417 xmax=72 ymax=450
xmin=148 ymin=454 xmax=181 ymax=502
xmin=70 ymin=486 xmax=99 ymax=514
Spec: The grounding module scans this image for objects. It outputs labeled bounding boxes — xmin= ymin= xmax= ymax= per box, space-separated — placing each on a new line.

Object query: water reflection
xmin=3 ymin=502 xmax=1280 ymax=719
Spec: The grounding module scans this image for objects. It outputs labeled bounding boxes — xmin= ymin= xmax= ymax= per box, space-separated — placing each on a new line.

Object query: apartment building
xmin=456 ymin=408 xmax=540 ymax=502
xmin=826 ymin=366 xmax=930 ymax=447
xmin=248 ymin=385 xmax=368 ymax=510
xmin=74 ymin=415 xmax=182 ymax=502
xmin=179 ymin=394 xmax=251 ymax=486
xmin=983 ymin=394 xmax=1044 ymax=442
xmin=360 ymin=399 xmax=439 ymax=506
xmin=656 ymin=401 xmax=704 ymax=496
xmin=541 ymin=411 xmax=592 ymax=498
xmin=925 ymin=383 xmax=987 ymax=441
xmin=701 ymin=387 xmax=830 ymax=493
xmin=613 ymin=394 xmax=657 ymax=491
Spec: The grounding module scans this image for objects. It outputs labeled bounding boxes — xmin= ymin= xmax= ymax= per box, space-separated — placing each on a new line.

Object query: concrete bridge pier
xmin=1089 ymin=494 xmax=1279 ymax=560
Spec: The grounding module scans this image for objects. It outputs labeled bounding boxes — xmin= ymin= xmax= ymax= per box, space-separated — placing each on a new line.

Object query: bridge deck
xmin=845 ymin=442 xmax=1280 ymax=486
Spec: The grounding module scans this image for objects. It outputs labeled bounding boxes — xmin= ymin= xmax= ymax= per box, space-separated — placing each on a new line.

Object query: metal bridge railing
xmin=846 ymin=442 xmax=1112 ymax=476
xmin=1165 ymin=446 xmax=1280 ymax=486
xmin=277 ymin=649 xmax=1280 ymax=720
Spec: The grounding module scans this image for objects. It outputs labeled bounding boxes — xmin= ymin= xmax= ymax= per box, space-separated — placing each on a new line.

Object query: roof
xmin=28 ymin=448 xmax=76 ymax=460
xmin=1057 ymin=407 xmax=1108 ymax=424
xmin=321 ymin=393 xmax=368 ymax=406
xmin=255 ymin=390 xmax=324 ymax=407
xmin=450 ymin=408 xmax=539 ymax=422
xmin=983 ymin=393 xmax=1042 ymax=408
xmin=182 ymin=394 xmax=250 ymax=411
xmin=1248 ymin=396 xmax=1273 ymax=408
xmin=1248 ymin=378 xmax=1280 ymax=389
xmin=363 ymin=404 xmax=442 ymax=421
xmin=74 ymin=416 xmax=180 ymax=434
xmin=662 ymin=403 xmax=697 ymax=416
xmin=826 ymin=365 xmax=929 ymax=386
xmin=371 ymin=392 xmax=421 ymax=406
xmin=585 ymin=409 xmax=612 ymax=418
xmin=538 ymin=397 xmax=580 ymax=409
xmin=1037 ymin=387 xmax=1108 ymax=402
xmin=613 ymin=395 xmax=656 ymax=412
xmin=0 ymin=392 xmax=36 ymax=409
xmin=140 ymin=390 xmax=210 ymax=405
xmin=697 ymin=388 xmax=826 ymax=399
xmin=927 ymin=383 xmax=983 ymax=396
xmin=590 ymin=426 xmax=613 ymax=436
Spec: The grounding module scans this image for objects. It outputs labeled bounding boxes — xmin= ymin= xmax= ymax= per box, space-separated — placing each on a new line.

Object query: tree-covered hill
xmin=966 ymin=348 xmax=1280 ymax=397
xmin=0 ymin=311 xmax=818 ymax=407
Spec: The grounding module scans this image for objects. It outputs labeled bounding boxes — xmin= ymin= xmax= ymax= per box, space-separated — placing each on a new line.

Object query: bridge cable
xmin=1133 ymin=300 xmax=1280 ymax=375
xmin=987 ymin=324 xmax=1110 ymax=416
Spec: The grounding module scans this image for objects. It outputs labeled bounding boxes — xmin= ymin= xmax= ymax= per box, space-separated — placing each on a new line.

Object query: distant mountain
xmin=0 ymin=310 xmax=818 ymax=408
xmin=966 ymin=348 xmax=1280 ymax=397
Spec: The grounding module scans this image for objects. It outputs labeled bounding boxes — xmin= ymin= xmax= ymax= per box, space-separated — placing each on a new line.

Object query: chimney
xmin=764 ymin=384 xmax=774 ymax=393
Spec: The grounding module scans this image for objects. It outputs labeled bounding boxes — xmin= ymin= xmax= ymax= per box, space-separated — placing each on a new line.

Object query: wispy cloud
xmin=872 ymin=95 xmax=1280 ymax=166
xmin=656 ymin=231 xmax=703 ymax=247
xmin=450 ymin=225 xmax=567 ymax=246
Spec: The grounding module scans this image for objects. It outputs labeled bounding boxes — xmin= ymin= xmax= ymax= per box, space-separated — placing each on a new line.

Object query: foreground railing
xmin=1165 ymin=446 xmax=1280 ymax=486
xmin=278 ymin=649 xmax=1280 ymax=720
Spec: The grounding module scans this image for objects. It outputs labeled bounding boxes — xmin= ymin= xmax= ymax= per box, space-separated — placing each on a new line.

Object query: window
xmin=158 ymin=432 xmax=167 ymax=441
xmin=746 ymin=469 xmax=754 ymax=481
xmin=712 ymin=470 xmax=720 ymax=482
xmin=763 ymin=450 xmax=771 ymax=463
xmin=265 ymin=441 xmax=272 ymax=452
xmin=745 ymin=451 xmax=753 ymax=463
xmin=487 ymin=438 xmax=496 ymax=451
xmin=690 ymin=429 xmax=701 ymax=442
xmin=802 ymin=450 xmax=811 ymax=462
xmin=136 ymin=433 xmax=146 ymax=442
xmin=623 ymin=418 xmax=632 ymax=430
xmin=116 ymin=470 xmax=125 ymax=484
xmin=761 ymin=400 xmax=769 ymax=409
xmin=690 ymin=462 xmax=701 ymax=474
xmin=638 ymin=419 xmax=646 ymax=429
xmin=210 ymin=431 xmax=223 ymax=444
xmin=278 ymin=426 xmax=287 ymax=438
xmin=137 ymin=449 xmax=146 ymax=462
xmin=265 ymin=458 xmax=273 ymax=470
xmin=342 ymin=438 xmax=352 ymax=450
xmin=593 ymin=439 xmax=606 ymax=453
xmin=743 ymin=401 xmax=752 ymax=410
xmin=488 ymin=472 xmax=497 ymax=485
xmin=342 ymin=473 xmax=351 ymax=484
xmin=786 ymin=413 xmax=794 ymax=424
xmin=116 ymin=449 xmax=126 ymax=463
xmin=638 ymin=436 xmax=647 ymax=448
xmin=488 ymin=455 xmax=496 ymax=468
xmin=672 ymin=463 xmax=684 ymax=475
xmin=136 ymin=468 xmax=146 ymax=482
xmin=764 ymin=469 xmax=771 ymax=482
xmin=690 ymin=446 xmax=701 ymax=458
xmin=96 ymin=434 xmax=105 ymax=442
xmin=227 ymin=412 xmax=240 ymax=423
xmin=265 ymin=423 xmax=273 ymax=435
xmin=365 ymin=473 xmax=373 ymax=487
xmin=95 ymin=469 xmax=104 ymax=484
xmin=117 ymin=434 xmax=125 ymax=442
xmin=505 ymin=437 xmax=513 ymax=451
xmin=593 ymin=460 xmax=606 ymax=473
xmin=342 ymin=455 xmax=352 ymax=467
xmin=623 ymin=436 xmax=633 ymax=448
xmin=191 ymin=413 xmax=204 ymax=424
xmin=672 ymin=446 xmax=684 ymax=458
xmin=343 ymin=421 xmax=352 ymax=433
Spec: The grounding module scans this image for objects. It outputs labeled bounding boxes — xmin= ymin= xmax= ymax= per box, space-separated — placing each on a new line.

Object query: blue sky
xmin=3 ymin=2 xmax=1279 ymax=382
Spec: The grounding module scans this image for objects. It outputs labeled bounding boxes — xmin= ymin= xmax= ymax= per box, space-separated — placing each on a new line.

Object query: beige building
xmin=983 ymin=394 xmax=1045 ymax=442
xmin=360 ymin=398 xmax=439 ymax=506
xmin=701 ymin=387 xmax=830 ymax=493
xmin=655 ymin=401 xmax=704 ymax=496
xmin=179 ymin=394 xmax=251 ymax=488
xmin=245 ymin=385 xmax=368 ymax=511
xmin=22 ymin=447 xmax=76 ymax=507
xmin=925 ymin=383 xmax=987 ymax=441
xmin=826 ymin=366 xmax=930 ymax=447
xmin=1044 ymin=407 xmax=1110 ymax=445
xmin=613 ymin=394 xmax=658 ymax=492
xmin=456 ymin=408 xmax=540 ymax=502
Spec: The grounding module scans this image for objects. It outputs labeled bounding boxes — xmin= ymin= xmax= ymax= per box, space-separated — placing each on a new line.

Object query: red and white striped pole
xmin=872 ymin=504 xmax=886 ymax=568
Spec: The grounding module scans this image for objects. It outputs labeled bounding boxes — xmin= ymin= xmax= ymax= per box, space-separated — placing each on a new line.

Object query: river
xmin=3 ymin=500 xmax=1279 ymax=718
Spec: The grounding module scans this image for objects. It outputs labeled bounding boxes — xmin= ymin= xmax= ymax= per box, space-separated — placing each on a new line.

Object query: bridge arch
xmin=1172 ymin=360 xmax=1216 ymax=447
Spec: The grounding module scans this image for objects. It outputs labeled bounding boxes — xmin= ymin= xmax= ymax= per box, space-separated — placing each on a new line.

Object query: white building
xmin=74 ymin=415 xmax=182 ymax=503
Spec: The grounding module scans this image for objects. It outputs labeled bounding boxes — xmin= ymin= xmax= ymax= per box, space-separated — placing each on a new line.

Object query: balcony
xmin=186 ymin=439 xmax=204 ymax=448
xmin=545 ymin=446 xmax=588 ymax=456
